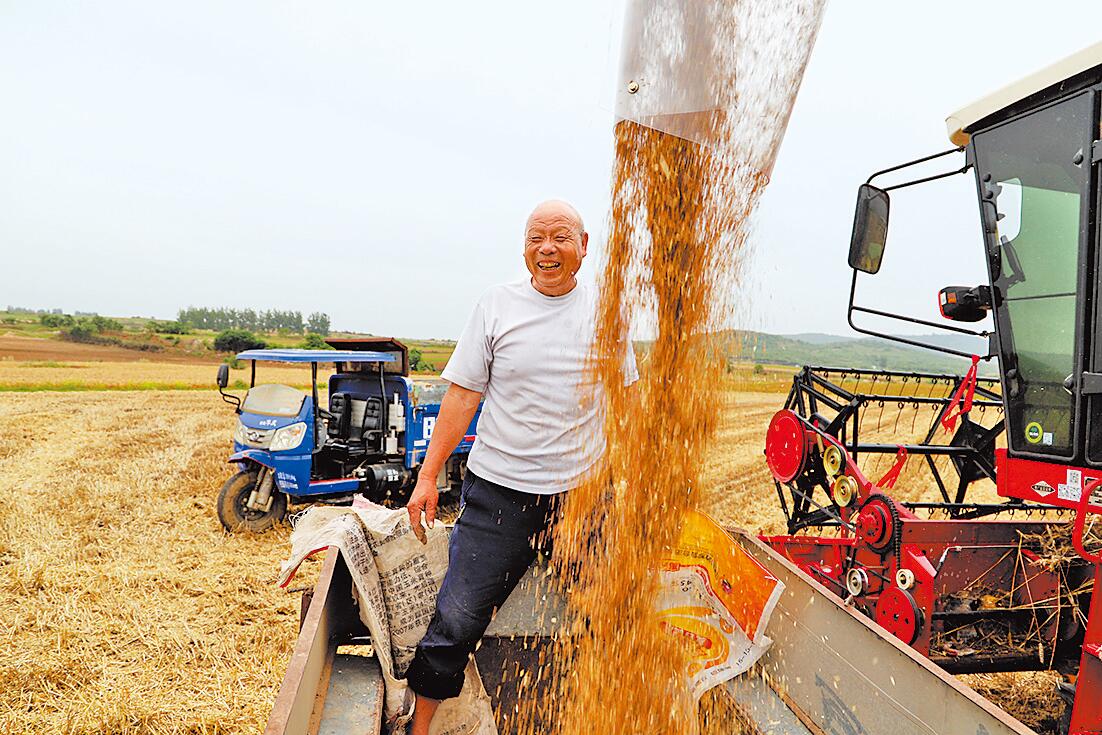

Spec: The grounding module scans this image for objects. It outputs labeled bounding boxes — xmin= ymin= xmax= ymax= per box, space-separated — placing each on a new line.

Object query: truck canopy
xmin=325 ymin=337 xmax=409 ymax=376
xmin=236 ymin=349 xmax=397 ymax=364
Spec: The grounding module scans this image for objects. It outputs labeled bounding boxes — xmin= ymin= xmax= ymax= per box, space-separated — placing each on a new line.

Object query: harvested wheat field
xmin=0 ymin=386 xmax=780 ymax=733
xmin=0 ymin=385 xmax=1061 ymax=733
xmin=0 ymin=391 xmax=310 ymax=734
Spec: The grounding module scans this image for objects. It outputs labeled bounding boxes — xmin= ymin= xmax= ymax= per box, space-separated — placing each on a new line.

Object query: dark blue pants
xmin=406 ymin=470 xmax=560 ymax=700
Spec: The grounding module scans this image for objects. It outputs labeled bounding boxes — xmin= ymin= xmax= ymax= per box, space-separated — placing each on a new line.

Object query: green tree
xmin=301 ymin=333 xmax=332 ymax=350
xmin=63 ymin=323 xmax=97 ymax=342
xmin=151 ymin=320 xmax=191 ymax=334
xmin=213 ymin=329 xmax=266 ymax=353
xmin=179 ymin=305 xmax=307 ymax=332
xmin=409 ymin=348 xmax=434 ymax=372
xmin=89 ymin=315 xmax=123 ymax=332
xmin=40 ymin=313 xmax=73 ymax=328
xmin=306 ymin=312 xmax=331 ymax=336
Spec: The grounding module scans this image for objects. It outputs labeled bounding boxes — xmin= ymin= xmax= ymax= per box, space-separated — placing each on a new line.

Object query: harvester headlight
xmin=233 ymin=422 xmax=248 ymax=445
xmin=270 ymin=422 xmax=308 ymax=452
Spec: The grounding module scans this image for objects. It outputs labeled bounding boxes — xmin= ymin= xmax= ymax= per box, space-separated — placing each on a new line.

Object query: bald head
xmin=523 ymin=199 xmax=589 ymax=297
xmin=526 ymin=199 xmax=585 ymax=237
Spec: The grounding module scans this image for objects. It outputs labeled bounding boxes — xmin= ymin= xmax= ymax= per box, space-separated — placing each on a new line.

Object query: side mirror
xmin=938 ymin=285 xmax=991 ymax=323
xmin=848 ymin=184 xmax=890 ymax=274
xmin=216 ymin=364 xmax=230 ymax=389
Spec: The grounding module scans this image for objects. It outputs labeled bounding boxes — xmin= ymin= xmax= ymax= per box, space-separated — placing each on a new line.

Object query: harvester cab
xmin=847 ymin=46 xmax=1102 ymax=474
xmin=763 ymin=42 xmax=1102 ymax=734
xmin=214 ymin=338 xmax=480 ymax=533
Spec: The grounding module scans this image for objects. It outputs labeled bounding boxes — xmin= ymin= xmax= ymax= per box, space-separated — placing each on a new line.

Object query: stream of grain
xmin=515 ymin=2 xmax=825 ymax=733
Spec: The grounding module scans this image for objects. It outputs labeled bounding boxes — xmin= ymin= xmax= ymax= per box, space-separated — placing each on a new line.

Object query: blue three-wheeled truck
xmin=214 ymin=338 xmax=480 ymax=532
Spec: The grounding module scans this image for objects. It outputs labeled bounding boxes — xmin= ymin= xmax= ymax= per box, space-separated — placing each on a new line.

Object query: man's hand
xmin=404 ymin=383 xmax=481 ymax=543
xmin=406 ymin=476 xmax=439 ymax=544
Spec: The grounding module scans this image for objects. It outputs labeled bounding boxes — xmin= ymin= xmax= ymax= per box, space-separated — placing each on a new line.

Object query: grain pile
xmin=515 ymin=2 xmax=824 ymax=732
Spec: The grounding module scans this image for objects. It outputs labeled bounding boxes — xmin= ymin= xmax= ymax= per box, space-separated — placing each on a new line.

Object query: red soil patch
xmin=0 ymin=335 xmax=219 ymax=364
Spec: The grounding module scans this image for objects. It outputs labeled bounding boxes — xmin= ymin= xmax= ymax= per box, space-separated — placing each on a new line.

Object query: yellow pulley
xmin=832 ymin=475 xmax=858 ymax=507
xmin=823 ymin=444 xmax=846 ymax=477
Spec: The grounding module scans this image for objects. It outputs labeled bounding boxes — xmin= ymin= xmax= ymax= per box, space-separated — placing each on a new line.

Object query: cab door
xmin=971 ymin=89 xmax=1095 ymax=464
xmin=1086 ymin=90 xmax=1102 ymax=467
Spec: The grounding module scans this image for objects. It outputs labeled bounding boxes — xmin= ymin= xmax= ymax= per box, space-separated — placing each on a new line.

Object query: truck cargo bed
xmin=266 ymin=530 xmax=1038 ymax=735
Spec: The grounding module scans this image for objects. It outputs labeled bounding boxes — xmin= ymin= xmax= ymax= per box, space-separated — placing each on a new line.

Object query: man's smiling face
xmin=523 ymin=200 xmax=588 ymax=297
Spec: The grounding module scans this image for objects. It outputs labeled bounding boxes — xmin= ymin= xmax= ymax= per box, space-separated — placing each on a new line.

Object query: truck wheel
xmin=217 ymin=470 xmax=287 ymax=533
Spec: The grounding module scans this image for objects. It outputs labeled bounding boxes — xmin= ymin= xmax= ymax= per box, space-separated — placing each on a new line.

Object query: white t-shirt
xmin=441 ymin=279 xmax=638 ymax=495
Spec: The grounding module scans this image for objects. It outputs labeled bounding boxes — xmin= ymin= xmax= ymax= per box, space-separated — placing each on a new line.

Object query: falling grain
xmin=516 ymin=2 xmax=824 ymax=732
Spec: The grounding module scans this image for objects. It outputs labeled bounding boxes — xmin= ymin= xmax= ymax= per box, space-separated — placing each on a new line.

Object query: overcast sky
xmin=3 ymin=1 xmax=1099 ymax=339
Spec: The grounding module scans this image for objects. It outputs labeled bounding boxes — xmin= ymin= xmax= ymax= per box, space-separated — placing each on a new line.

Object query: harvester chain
xmin=888 ymin=496 xmax=902 ymax=564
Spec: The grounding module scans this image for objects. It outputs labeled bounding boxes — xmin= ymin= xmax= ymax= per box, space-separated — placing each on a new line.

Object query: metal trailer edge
xmin=265 ymin=529 xmax=1037 ymax=735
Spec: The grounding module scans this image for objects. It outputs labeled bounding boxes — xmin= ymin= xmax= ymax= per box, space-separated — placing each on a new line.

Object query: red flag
xmin=941 ymin=354 xmax=981 ymax=433
xmin=877 ymin=445 xmax=909 ymax=489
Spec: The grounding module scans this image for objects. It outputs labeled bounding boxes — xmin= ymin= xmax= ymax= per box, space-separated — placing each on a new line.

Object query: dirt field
xmin=0 ymin=335 xmax=214 ymax=364
xmin=0 ymin=385 xmax=1061 ymax=733
xmin=0 ymin=333 xmax=456 ymax=375
xmin=0 ymin=359 xmax=324 ymax=392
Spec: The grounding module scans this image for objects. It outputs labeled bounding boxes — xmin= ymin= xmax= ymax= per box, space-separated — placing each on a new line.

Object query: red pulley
xmin=855 ymin=496 xmax=896 ymax=554
xmin=875 ymin=586 xmax=923 ymax=645
xmin=765 ymin=410 xmax=808 ymax=483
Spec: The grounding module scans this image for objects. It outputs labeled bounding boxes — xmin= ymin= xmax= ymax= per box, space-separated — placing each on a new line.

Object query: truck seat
xmin=327 ymin=392 xmax=383 ymax=443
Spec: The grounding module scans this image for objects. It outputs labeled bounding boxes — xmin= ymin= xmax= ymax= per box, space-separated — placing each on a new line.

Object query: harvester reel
xmin=875 ymin=587 xmax=923 ymax=645
xmin=948 ymin=416 xmax=1003 ymax=485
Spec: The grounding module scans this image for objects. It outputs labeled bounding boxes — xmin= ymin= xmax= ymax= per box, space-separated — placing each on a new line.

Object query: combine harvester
xmin=263 ymin=43 xmax=1102 ymax=735
xmin=762 ymin=41 xmax=1102 ymax=734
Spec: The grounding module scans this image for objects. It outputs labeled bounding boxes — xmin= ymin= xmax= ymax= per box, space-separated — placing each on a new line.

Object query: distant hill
xmin=731 ymin=330 xmax=995 ymax=376
xmin=2 ymin=305 xmax=998 ymax=379
xmin=781 ymin=332 xmax=853 ymax=346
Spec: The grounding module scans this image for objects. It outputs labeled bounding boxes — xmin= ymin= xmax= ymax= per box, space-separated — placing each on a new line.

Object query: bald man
xmin=403 ymin=200 xmax=637 ymax=733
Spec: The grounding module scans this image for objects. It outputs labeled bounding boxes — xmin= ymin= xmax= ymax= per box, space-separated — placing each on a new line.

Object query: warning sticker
xmin=1059 ymin=469 xmax=1084 ymax=502
xmin=1031 ymin=481 xmax=1055 ymax=497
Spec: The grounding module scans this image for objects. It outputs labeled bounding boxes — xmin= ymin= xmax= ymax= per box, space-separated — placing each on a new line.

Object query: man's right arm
xmin=405 ymin=382 xmax=482 ymax=542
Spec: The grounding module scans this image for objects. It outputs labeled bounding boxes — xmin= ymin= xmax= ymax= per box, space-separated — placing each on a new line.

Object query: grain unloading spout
xmin=615 ymin=0 xmax=824 ymax=178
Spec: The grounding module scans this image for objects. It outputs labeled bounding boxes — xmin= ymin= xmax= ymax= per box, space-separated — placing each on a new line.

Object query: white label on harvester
xmin=1043 ymin=432 xmax=1053 ymax=446
xmin=1059 ymin=469 xmax=1083 ymax=502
